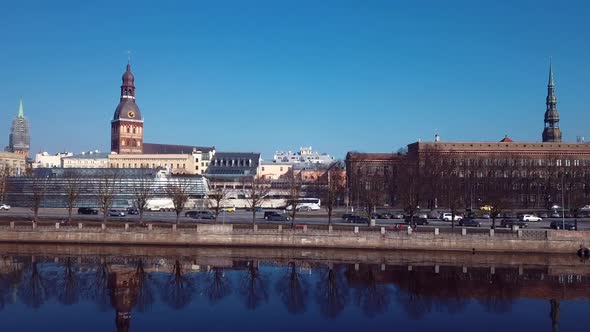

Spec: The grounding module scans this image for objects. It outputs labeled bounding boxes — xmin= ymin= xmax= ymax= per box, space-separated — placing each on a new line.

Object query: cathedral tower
xmin=542 ymin=61 xmax=562 ymax=143
xmin=6 ymin=98 xmax=30 ymax=156
xmin=111 ymin=62 xmax=144 ymax=154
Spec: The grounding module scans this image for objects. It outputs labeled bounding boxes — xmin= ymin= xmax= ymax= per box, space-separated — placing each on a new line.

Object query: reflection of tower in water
xmin=108 ymin=266 xmax=140 ymax=332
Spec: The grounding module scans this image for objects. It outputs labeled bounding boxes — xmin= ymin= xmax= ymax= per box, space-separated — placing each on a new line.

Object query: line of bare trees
xmin=349 ymin=150 xmax=590 ymax=223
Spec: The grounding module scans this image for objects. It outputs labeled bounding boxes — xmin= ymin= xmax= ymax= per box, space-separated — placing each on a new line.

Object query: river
xmin=0 ymin=244 xmax=588 ymax=331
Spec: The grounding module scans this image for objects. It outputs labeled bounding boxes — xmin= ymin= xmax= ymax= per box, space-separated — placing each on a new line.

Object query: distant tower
xmin=6 ymin=98 xmax=31 ymax=156
xmin=111 ymin=62 xmax=144 ymax=154
xmin=542 ymin=61 xmax=562 ymax=142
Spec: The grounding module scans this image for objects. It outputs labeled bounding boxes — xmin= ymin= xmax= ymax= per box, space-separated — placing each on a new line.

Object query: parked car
xmin=126 ymin=207 xmax=139 ymax=215
xmin=264 ymin=211 xmax=284 ymax=220
xmin=520 ymin=214 xmax=542 ymax=222
xmin=78 ymin=207 xmax=98 ymax=215
xmin=539 ymin=212 xmax=548 ymax=218
xmin=341 ymin=213 xmax=354 ymax=220
xmin=550 ymin=212 xmax=561 ymax=218
xmin=108 ymin=210 xmax=126 ymax=217
xmin=405 ymin=216 xmax=429 ymax=225
xmin=441 ymin=213 xmax=463 ymax=222
xmin=550 ymin=204 xmax=561 ymax=210
xmin=221 ymin=207 xmax=236 ymax=212
xmin=459 ymin=218 xmax=481 ymax=227
xmin=185 ymin=210 xmax=216 ymax=219
xmin=500 ymin=219 xmax=527 ymax=228
xmin=0 ymin=204 xmax=11 ymax=210
xmin=350 ymin=215 xmax=369 ymax=224
xmin=379 ymin=212 xmax=392 ymax=219
xmin=268 ymin=214 xmax=291 ymax=221
xmin=390 ymin=213 xmax=404 ymax=219
xmin=550 ymin=220 xmax=577 ymax=230
xmin=481 ymin=214 xmax=491 ymax=219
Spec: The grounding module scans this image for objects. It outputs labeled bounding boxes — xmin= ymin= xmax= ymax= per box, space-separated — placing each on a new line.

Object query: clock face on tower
xmin=127 ymin=111 xmax=135 ymax=118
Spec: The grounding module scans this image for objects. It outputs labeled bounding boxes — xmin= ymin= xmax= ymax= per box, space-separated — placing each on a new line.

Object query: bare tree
xmin=285 ymin=169 xmax=303 ymax=227
xmin=204 ymin=267 xmax=232 ymax=303
xmin=0 ymin=165 xmax=11 ymax=203
xmin=320 ymin=162 xmax=346 ymax=225
xmin=158 ymin=260 xmax=196 ymax=310
xmin=243 ymin=176 xmax=271 ymax=223
xmin=95 ymin=169 xmax=121 ymax=223
xmin=30 ymin=174 xmax=48 ymax=223
xmin=208 ymin=188 xmax=229 ymax=223
xmin=315 ymin=263 xmax=349 ymax=319
xmin=63 ymin=170 xmax=84 ymax=223
xmin=132 ymin=169 xmax=157 ymax=224
xmin=166 ymin=177 xmax=192 ymax=224
xmin=398 ymin=160 xmax=421 ymax=226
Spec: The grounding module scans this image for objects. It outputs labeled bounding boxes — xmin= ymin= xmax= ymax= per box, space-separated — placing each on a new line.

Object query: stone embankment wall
xmin=0 ymin=223 xmax=588 ymax=254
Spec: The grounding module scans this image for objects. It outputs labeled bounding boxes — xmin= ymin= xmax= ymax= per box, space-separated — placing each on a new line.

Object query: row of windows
xmin=113 ymin=126 xmax=142 ymax=134
xmin=121 ymin=139 xmax=141 ymax=147
xmin=114 ymin=163 xmax=187 ymax=169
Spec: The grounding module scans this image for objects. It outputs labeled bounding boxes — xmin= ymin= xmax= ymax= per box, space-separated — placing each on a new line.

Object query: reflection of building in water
xmin=108 ymin=265 xmax=140 ymax=332
xmin=345 ymin=264 xmax=590 ymax=301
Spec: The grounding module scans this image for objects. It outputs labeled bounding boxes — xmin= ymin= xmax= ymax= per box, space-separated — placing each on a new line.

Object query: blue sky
xmin=1 ymin=0 xmax=589 ymax=159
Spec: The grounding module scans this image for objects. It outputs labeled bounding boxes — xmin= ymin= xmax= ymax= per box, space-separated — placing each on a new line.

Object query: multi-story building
xmin=257 ymin=161 xmax=292 ymax=180
xmin=108 ymin=153 xmax=196 ymax=174
xmin=6 ymin=99 xmax=30 ymax=157
xmin=273 ymin=147 xmax=334 ymax=164
xmin=206 ymin=152 xmax=261 ymax=189
xmin=0 ymin=151 xmax=27 ymax=176
xmin=32 ymin=152 xmax=73 ymax=168
xmin=62 ymin=151 xmax=110 ymax=168
xmin=346 ymin=63 xmax=590 ymax=211
xmin=142 ymin=143 xmax=215 ymax=175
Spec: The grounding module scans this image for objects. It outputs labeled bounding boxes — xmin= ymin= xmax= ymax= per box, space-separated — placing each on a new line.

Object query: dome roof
xmin=122 ymin=64 xmax=134 ymax=85
xmin=113 ymin=99 xmax=142 ymax=121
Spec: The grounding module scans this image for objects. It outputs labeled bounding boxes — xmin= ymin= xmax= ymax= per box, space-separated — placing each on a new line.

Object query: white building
xmin=32 ymin=152 xmax=73 ymax=169
xmin=62 ymin=150 xmax=109 ymax=168
xmin=273 ymin=146 xmax=334 ymax=164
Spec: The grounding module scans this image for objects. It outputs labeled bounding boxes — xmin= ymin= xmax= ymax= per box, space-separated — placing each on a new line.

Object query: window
xmin=261 ymin=167 xmax=265 ymax=171
xmin=183 ymin=163 xmax=186 ymax=169
xmin=280 ymin=167 xmax=283 ymax=172
xmin=557 ymin=160 xmax=562 ymax=167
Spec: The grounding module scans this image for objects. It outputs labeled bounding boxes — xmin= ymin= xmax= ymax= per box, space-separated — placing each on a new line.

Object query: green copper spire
xmin=17 ymin=98 xmax=24 ymax=118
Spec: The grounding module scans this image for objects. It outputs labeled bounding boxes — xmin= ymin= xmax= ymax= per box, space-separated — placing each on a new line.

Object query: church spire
xmin=542 ymin=60 xmax=562 ymax=142
xmin=18 ymin=98 xmax=24 ymax=118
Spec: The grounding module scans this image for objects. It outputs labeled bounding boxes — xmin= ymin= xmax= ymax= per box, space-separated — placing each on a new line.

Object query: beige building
xmin=0 ymin=151 xmax=27 ymax=175
xmin=108 ymin=153 xmax=196 ymax=174
xmin=32 ymin=151 xmax=73 ymax=168
xmin=257 ymin=161 xmax=292 ymax=180
xmin=62 ymin=151 xmax=109 ymax=168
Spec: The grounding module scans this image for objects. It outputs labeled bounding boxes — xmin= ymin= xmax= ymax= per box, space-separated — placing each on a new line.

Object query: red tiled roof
xmin=499 ymin=135 xmax=514 ymax=143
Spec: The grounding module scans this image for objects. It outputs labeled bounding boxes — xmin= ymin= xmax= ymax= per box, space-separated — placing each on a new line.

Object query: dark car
xmin=264 ymin=211 xmax=282 ymax=220
xmin=404 ymin=216 xmax=429 ymax=225
xmin=350 ymin=215 xmax=369 ymax=224
xmin=78 ymin=207 xmax=98 ymax=215
xmin=500 ymin=219 xmax=527 ymax=228
xmin=268 ymin=214 xmax=290 ymax=221
xmin=185 ymin=210 xmax=216 ymax=219
xmin=550 ymin=220 xmax=577 ymax=230
xmin=126 ymin=207 xmax=139 ymax=215
xmin=459 ymin=218 xmax=481 ymax=227
xmin=108 ymin=209 xmax=126 ymax=217
xmin=342 ymin=213 xmax=354 ymax=221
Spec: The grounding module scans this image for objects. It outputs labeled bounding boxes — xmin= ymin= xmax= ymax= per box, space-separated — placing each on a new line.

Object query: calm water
xmin=0 ymin=245 xmax=589 ymax=332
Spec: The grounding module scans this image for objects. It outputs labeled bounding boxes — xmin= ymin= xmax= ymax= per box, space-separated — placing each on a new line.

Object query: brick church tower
xmin=111 ymin=62 xmax=144 ymax=154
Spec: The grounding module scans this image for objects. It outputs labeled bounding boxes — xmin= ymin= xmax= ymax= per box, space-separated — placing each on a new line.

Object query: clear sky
xmin=1 ymin=0 xmax=589 ymax=160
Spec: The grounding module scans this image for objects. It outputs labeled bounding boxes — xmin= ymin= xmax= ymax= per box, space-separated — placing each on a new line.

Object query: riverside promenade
xmin=0 ymin=222 xmax=589 ymax=254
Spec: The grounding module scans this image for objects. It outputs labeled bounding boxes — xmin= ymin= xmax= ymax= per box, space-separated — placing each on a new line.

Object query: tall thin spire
xmin=548 ymin=58 xmax=555 ymax=87
xmin=542 ymin=60 xmax=562 ymax=142
xmin=18 ymin=98 xmax=24 ymax=118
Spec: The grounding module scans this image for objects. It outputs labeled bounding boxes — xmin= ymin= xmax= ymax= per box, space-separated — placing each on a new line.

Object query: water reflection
xmin=0 ymin=246 xmax=589 ymax=331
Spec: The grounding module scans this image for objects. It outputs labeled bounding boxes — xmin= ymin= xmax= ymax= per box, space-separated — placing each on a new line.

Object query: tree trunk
xmin=68 ymin=207 xmax=73 ymax=223
xmin=491 ymin=216 xmax=496 ymax=229
xmin=451 ymin=209 xmax=455 ymax=229
xmin=328 ymin=206 xmax=332 ymax=225
xmin=252 ymin=210 xmax=256 ymax=224
xmin=176 ymin=211 xmax=180 ymax=225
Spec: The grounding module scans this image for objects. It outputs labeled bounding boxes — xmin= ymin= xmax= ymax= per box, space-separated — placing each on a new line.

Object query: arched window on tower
xmin=122 ymin=140 xmax=126 ymax=146
xmin=136 ymin=141 xmax=140 ymax=147
xmin=126 ymin=126 xmax=130 ymax=133
xmin=132 ymin=127 xmax=136 ymax=134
